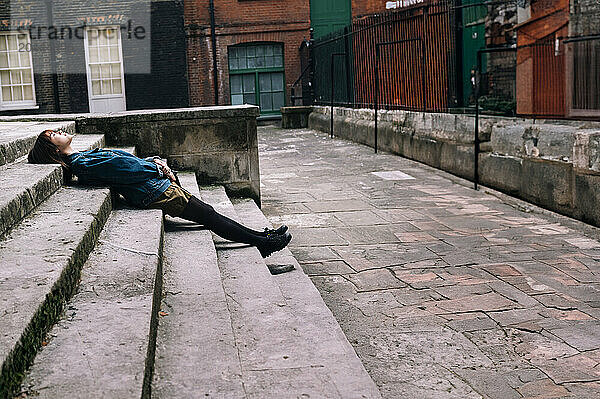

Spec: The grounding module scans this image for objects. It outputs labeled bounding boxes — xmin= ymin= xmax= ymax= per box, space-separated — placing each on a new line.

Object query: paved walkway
xmin=258 ymin=125 xmax=600 ymax=399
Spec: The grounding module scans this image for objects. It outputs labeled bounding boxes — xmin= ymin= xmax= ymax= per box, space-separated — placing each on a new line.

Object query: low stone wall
xmin=281 ymin=106 xmax=311 ymax=128
xmin=309 ymin=106 xmax=600 ymax=227
xmin=1 ymin=106 xmax=261 ymax=202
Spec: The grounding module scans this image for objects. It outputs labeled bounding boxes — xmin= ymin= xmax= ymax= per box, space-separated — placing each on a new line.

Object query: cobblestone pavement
xmin=257 ymin=125 xmax=600 ymax=399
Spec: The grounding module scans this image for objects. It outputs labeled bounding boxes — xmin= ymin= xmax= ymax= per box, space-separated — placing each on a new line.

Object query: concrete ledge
xmin=309 ymin=106 xmax=600 ymax=228
xmin=281 ymin=106 xmax=311 ymax=128
xmin=0 ymin=186 xmax=112 ymax=398
xmin=22 ymin=207 xmax=164 ymax=399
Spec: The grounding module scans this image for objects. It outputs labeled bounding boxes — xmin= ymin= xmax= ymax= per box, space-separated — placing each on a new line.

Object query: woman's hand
xmin=153 ymin=158 xmax=177 ymax=182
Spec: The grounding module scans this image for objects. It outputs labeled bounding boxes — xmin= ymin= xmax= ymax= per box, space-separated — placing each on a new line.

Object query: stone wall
xmin=309 ymin=105 xmax=600 ymax=227
xmin=1 ymin=105 xmax=261 ymax=202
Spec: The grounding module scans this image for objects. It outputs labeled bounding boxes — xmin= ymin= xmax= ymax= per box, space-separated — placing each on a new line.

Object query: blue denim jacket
xmin=66 ymin=148 xmax=171 ymax=207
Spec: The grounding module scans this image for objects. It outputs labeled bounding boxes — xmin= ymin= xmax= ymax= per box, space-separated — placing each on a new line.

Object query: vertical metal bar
xmin=209 ymin=0 xmax=219 ymax=105
xmin=344 ymin=26 xmax=352 ymax=106
xmin=375 ymin=44 xmax=379 ymax=154
xmin=331 ymin=52 xmax=335 ymax=138
xmin=474 ymin=50 xmax=481 ymax=191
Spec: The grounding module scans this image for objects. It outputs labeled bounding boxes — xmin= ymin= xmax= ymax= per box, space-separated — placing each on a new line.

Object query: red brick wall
xmin=352 ymin=0 xmax=388 ymax=18
xmin=185 ymin=0 xmax=310 ymax=106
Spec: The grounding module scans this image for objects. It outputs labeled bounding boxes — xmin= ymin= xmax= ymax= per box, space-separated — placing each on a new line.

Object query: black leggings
xmin=179 ymin=195 xmax=265 ymax=246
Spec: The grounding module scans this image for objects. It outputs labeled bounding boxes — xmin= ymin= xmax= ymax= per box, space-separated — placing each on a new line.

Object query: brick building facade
xmin=185 ymin=0 xmax=310 ymax=114
xmin=0 ymin=0 xmax=188 ymax=115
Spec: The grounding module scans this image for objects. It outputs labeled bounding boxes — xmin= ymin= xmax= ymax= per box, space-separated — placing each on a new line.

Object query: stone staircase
xmin=0 ymin=125 xmax=381 ymax=398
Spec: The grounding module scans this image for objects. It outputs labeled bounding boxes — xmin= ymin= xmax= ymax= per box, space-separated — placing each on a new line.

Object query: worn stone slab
xmin=152 ymin=173 xmax=244 ymax=398
xmin=0 ymin=121 xmax=76 ymax=166
xmin=22 ymin=208 xmax=163 ymax=398
xmin=0 ymin=186 xmax=112 ymax=398
xmin=231 ymin=197 xmax=382 ymax=398
xmin=0 ymin=134 xmax=105 ymax=237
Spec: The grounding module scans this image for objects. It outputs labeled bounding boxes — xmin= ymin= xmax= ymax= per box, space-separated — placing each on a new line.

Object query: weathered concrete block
xmin=281 ymin=106 xmax=311 ymax=128
xmin=574 ymin=173 xmax=600 ymax=226
xmin=440 ymin=143 xmax=475 ymax=180
xmin=521 ymin=158 xmax=573 ymax=215
xmin=479 ymin=153 xmax=523 ymax=195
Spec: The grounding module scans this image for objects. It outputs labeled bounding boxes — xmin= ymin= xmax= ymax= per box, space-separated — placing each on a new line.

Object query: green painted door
xmin=310 ymin=0 xmax=351 ymax=39
xmin=461 ymin=0 xmax=486 ymax=106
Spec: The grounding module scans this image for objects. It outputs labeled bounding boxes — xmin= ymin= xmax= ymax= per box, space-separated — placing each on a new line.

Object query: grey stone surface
xmin=198 ymin=187 xmax=381 ymax=398
xmin=258 ymin=124 xmax=600 ymax=398
xmin=153 ymin=173 xmax=244 ymax=398
xmin=281 ymin=106 xmax=311 ymax=128
xmin=309 ymin=105 xmax=600 ymax=228
xmin=0 ymin=121 xmax=76 ymax=166
xmin=0 ymin=186 xmax=112 ymax=398
xmin=0 ymin=134 xmax=104 ymax=237
xmin=22 ymin=208 xmax=163 ymax=398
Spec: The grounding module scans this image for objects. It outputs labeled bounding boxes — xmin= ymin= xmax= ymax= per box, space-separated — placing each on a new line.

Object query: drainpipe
xmin=44 ymin=0 xmax=61 ymax=113
xmin=209 ymin=0 xmax=218 ymax=105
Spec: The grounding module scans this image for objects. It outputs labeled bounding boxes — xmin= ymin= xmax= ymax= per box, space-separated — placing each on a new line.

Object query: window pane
xmin=0 ymin=70 xmax=9 ymax=84
xmin=247 ymin=57 xmax=256 ymax=68
xmin=18 ymin=34 xmax=27 ymax=46
xmin=98 ymin=30 xmax=108 ymax=45
xmin=2 ymin=86 xmax=11 ymax=101
xmin=112 ymin=79 xmax=122 ymax=94
xmin=0 ymin=53 xmax=7 ymax=68
xmin=7 ymin=35 xmax=17 ymax=51
xmin=256 ymin=56 xmax=266 ymax=68
xmin=274 ymin=45 xmax=282 ymax=55
xmin=256 ymin=46 xmax=264 ymax=56
xmin=8 ymin=52 xmax=18 ymax=67
xmin=231 ymin=94 xmax=243 ymax=105
xmin=99 ymin=47 xmax=109 ymax=62
xmin=92 ymin=80 xmax=101 ymax=95
xmin=105 ymin=29 xmax=117 ymax=44
xmin=264 ymin=56 xmax=273 ymax=67
xmin=247 ymin=46 xmax=255 ymax=57
xmin=13 ymin=85 xmax=22 ymax=101
xmin=19 ymin=52 xmax=30 ymax=67
xmin=230 ymin=75 xmax=242 ymax=94
xmin=101 ymin=64 xmax=110 ymax=78
xmin=237 ymin=47 xmax=246 ymax=59
xmin=229 ymin=56 xmax=237 ymax=70
xmin=273 ymin=91 xmax=285 ymax=110
xmin=243 ymin=93 xmax=256 ymax=105
xmin=271 ymin=72 xmax=284 ymax=91
xmin=265 ymin=46 xmax=273 ymax=56
xmin=10 ymin=70 xmax=21 ymax=84
xmin=259 ymin=73 xmax=272 ymax=92
xmin=23 ymin=84 xmax=33 ymax=100
xmin=109 ymin=46 xmax=119 ymax=62
xmin=243 ymin=74 xmax=255 ymax=93
xmin=90 ymin=65 xmax=100 ymax=79
xmin=101 ymin=79 xmax=111 ymax=94
xmin=0 ymin=37 xmax=6 ymax=51
xmin=260 ymin=92 xmax=273 ymax=111
xmin=229 ymin=47 xmax=237 ymax=58
xmin=22 ymin=70 xmax=32 ymax=83
xmin=110 ymin=63 xmax=121 ymax=78
xmin=274 ymin=55 xmax=283 ymax=67
xmin=89 ymin=48 xmax=98 ymax=63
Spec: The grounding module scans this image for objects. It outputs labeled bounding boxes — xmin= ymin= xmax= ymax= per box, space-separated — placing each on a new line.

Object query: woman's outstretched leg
xmin=179 ymin=195 xmax=291 ymax=257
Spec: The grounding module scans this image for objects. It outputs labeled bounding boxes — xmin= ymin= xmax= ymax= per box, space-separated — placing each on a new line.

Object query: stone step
xmin=0 ymin=121 xmax=76 ymax=167
xmin=198 ymin=186 xmax=382 ymax=398
xmin=0 ymin=133 xmax=105 ymax=238
xmin=153 ymin=173 xmax=244 ymax=398
xmin=232 ymin=198 xmax=382 ymax=398
xmin=21 ymin=207 xmax=164 ymax=398
xmin=0 ymin=185 xmax=112 ymax=398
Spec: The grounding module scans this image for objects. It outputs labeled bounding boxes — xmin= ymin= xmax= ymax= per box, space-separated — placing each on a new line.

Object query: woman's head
xmin=28 ymin=130 xmax=73 ymax=167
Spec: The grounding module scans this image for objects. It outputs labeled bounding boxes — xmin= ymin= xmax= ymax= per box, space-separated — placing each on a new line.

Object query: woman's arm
xmin=70 ymin=151 xmax=166 ymax=185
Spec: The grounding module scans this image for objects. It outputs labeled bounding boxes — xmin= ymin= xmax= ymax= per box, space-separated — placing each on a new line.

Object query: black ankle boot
xmin=260 ymin=225 xmax=288 ymax=237
xmin=257 ymin=231 xmax=292 ymax=258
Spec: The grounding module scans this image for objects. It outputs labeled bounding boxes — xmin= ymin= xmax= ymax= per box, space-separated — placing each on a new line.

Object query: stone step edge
xmin=20 ymin=208 xmax=164 ymax=399
xmin=0 ymin=188 xmax=112 ymax=399
xmin=0 ymin=134 xmax=105 ymax=239
xmin=0 ymin=121 xmax=76 ymax=167
xmin=231 ymin=198 xmax=383 ymax=398
xmin=152 ymin=174 xmax=245 ymax=398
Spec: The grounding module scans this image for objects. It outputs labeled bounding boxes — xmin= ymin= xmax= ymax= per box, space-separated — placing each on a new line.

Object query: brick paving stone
xmin=301 ymin=260 xmax=356 ymax=276
xmin=258 ymin=125 xmax=600 ymax=398
xmin=346 ymin=269 xmax=406 ymax=292
xmin=516 ymin=378 xmax=570 ymax=399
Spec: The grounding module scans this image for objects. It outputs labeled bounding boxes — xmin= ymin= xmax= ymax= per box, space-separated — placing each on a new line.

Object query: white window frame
xmin=0 ymin=31 xmax=37 ymax=111
xmin=83 ymin=26 xmax=126 ymax=100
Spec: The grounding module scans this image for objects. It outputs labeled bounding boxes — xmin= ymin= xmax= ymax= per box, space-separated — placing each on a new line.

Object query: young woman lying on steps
xmin=28 ymin=130 xmax=291 ymax=258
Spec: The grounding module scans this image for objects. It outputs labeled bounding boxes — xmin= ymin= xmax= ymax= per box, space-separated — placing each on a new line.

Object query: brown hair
xmin=27 ymin=130 xmax=70 ymax=169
